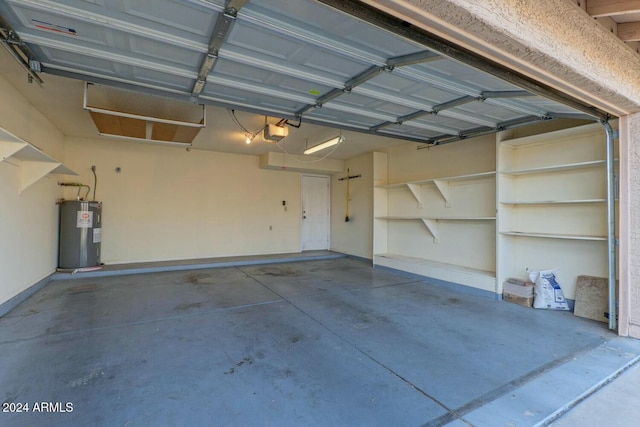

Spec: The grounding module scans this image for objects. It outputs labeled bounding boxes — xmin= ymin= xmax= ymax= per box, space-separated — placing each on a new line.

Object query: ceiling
xmin=584 ymin=0 xmax=640 ymax=51
xmin=0 ymin=0 xmax=602 ymax=159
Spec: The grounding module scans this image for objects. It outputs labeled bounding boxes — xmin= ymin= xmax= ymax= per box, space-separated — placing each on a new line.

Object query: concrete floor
xmin=550 ymin=362 xmax=640 ymax=427
xmin=1 ymin=255 xmax=639 ymax=426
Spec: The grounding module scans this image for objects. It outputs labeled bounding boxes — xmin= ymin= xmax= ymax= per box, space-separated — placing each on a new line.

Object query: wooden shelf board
xmin=377 ymin=171 xmax=496 ymax=188
xmin=500 ymin=160 xmax=605 ymax=175
xmin=0 ymin=127 xmax=26 ymax=144
xmin=436 ymin=171 xmax=496 ymax=182
xmin=376 ymin=216 xmax=496 ymax=221
xmin=500 ymin=231 xmax=607 ymax=241
xmin=10 ymin=144 xmax=57 ymax=163
xmin=500 ymin=199 xmax=606 ymax=205
xmin=375 ymin=253 xmax=496 ymax=278
xmin=1 ymin=127 xmax=78 ymax=193
xmin=500 ymin=122 xmax=604 ymax=147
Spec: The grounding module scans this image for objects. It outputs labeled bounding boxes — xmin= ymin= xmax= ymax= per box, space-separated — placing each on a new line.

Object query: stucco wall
xmin=620 ymin=114 xmax=640 ymax=338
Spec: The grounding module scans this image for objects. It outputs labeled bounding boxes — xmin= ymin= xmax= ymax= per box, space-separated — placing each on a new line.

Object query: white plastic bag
xmin=533 ymin=269 xmax=570 ymax=311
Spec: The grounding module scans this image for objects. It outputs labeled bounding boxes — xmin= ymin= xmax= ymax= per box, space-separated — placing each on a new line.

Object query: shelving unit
xmin=373 ymin=148 xmax=497 ymax=292
xmin=0 ymin=127 xmax=76 ymax=193
xmin=372 ymin=122 xmax=615 ymax=300
xmin=496 ymin=122 xmax=616 ymax=299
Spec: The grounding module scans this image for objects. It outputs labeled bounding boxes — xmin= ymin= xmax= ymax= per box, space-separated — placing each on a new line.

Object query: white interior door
xmin=301 ymin=175 xmax=330 ymax=251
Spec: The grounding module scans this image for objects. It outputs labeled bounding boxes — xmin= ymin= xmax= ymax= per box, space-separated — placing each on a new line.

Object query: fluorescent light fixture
xmin=304 ymin=135 xmax=344 ymax=155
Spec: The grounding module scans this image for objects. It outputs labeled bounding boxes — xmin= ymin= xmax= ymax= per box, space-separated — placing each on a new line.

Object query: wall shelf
xmin=374 ymin=147 xmax=496 ymax=286
xmin=0 ymin=127 xmax=76 ymax=193
xmin=376 ymin=216 xmax=496 ymax=220
xmin=499 ymin=231 xmax=607 ymax=241
xmin=377 ymin=171 xmax=495 ymax=207
xmin=496 ymin=121 xmax=617 ymax=299
xmin=374 ymin=253 xmax=496 ymax=292
xmin=378 ymin=171 xmax=496 ymax=188
xmin=500 ymin=199 xmax=606 ymax=205
xmin=377 ymin=216 xmax=495 ymax=243
xmin=500 ymin=160 xmax=605 ymax=175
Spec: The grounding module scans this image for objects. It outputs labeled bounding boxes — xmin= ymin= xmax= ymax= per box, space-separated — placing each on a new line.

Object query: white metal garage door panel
xmin=0 ymin=0 xmax=603 ymax=147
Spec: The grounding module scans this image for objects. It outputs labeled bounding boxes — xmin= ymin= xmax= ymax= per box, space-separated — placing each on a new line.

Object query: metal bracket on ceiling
xmin=191 ymin=0 xmax=249 ymax=98
xmin=293 ymin=49 xmax=442 ymax=119
xmin=548 ymin=111 xmax=601 ymax=121
xmin=369 ymin=94 xmax=482 ymax=133
xmin=482 ymin=90 xmax=533 ymax=99
xmin=416 ymin=114 xmax=554 ymax=148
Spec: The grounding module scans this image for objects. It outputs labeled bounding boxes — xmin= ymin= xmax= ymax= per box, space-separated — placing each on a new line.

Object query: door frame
xmin=300 ymin=174 xmax=331 ymax=251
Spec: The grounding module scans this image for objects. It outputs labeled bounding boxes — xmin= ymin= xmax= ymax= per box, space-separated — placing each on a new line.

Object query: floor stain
xmin=236 ymin=357 xmax=254 ymax=367
xmin=186 ymin=273 xmax=215 ymax=284
xmin=276 ymin=368 xmax=295 ymax=379
xmin=67 ymin=284 xmax=99 ymax=294
xmin=352 ymin=312 xmax=392 ymax=329
xmin=289 ymin=335 xmax=302 ymax=344
xmin=225 ymin=357 xmax=254 ymax=375
xmin=174 ymin=302 xmax=203 ymax=311
xmin=256 ymin=267 xmax=299 ymax=277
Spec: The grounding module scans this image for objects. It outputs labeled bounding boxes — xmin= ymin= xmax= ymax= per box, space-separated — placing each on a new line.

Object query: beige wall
xmin=330 ymin=152 xmax=374 ymax=259
xmin=0 ymin=75 xmax=65 ymax=305
xmin=387 ymin=135 xmax=496 ymax=183
xmin=63 ymin=137 xmax=304 ymax=264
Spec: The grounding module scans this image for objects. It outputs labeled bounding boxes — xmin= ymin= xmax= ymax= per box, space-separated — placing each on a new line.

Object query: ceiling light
xmin=246 ymin=134 xmax=252 ymax=144
xmin=304 ymin=135 xmax=344 ymax=155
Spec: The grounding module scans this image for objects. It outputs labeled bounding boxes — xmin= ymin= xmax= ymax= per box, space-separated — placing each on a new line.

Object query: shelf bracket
xmin=0 ymin=141 xmax=27 ymax=161
xmin=432 ymin=179 xmax=451 ymax=207
xmin=406 ymin=183 xmax=423 ymax=208
xmin=420 ymin=218 xmax=439 ymax=243
xmin=19 ymin=161 xmax=60 ymax=194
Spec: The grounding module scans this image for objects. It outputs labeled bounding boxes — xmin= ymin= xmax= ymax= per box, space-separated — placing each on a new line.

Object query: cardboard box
xmin=503 ymin=278 xmax=534 ymax=294
xmin=503 ymin=292 xmax=533 ymax=308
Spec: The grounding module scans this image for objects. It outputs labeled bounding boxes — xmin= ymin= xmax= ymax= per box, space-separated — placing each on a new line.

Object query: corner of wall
xmin=330 ymin=152 xmax=375 ymax=259
xmin=0 ymin=75 xmax=65 ymax=307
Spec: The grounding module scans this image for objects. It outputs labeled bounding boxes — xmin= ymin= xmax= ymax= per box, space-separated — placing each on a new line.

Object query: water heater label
xmin=76 ymin=211 xmax=93 ymax=228
xmin=93 ymin=228 xmax=102 ymax=243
